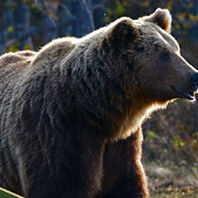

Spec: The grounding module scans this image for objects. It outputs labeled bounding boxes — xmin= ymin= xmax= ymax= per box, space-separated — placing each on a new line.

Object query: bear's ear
xmin=108 ymin=17 xmax=139 ymax=48
xmin=143 ymin=8 xmax=172 ymax=33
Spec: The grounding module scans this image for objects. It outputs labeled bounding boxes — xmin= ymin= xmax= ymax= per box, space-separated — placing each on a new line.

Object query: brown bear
xmin=0 ymin=8 xmax=198 ymax=198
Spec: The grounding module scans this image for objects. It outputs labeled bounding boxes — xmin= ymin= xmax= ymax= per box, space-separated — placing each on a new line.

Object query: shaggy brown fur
xmin=0 ymin=8 xmax=198 ymax=198
xmin=97 ymin=128 xmax=149 ymax=198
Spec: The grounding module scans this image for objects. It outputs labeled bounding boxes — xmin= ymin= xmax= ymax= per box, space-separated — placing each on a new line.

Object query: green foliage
xmin=0 ymin=187 xmax=23 ymax=198
xmin=23 ymin=44 xmax=31 ymax=50
xmin=5 ymin=1 xmax=17 ymax=10
xmin=115 ymin=1 xmax=125 ymax=17
xmin=30 ymin=6 xmax=43 ymax=26
xmin=143 ymin=101 xmax=198 ymax=164
xmin=7 ymin=41 xmax=21 ymax=52
xmin=145 ymin=130 xmax=159 ymax=142
xmin=171 ymin=135 xmax=185 ymax=151
xmin=23 ymin=0 xmax=35 ymax=7
xmin=6 ymin=26 xmax=15 ymax=33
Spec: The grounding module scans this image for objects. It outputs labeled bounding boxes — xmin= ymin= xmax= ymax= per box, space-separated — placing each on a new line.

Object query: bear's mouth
xmin=170 ymin=85 xmax=196 ymax=100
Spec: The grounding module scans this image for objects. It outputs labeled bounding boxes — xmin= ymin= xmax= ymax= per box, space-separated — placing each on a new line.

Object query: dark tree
xmin=58 ymin=0 xmax=95 ymax=37
xmin=70 ymin=0 xmax=95 ymax=37
xmin=14 ymin=0 xmax=32 ymax=49
xmin=0 ymin=0 xmax=5 ymax=53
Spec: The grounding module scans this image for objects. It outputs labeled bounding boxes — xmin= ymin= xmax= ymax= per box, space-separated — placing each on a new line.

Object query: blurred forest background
xmin=0 ymin=0 xmax=198 ymax=197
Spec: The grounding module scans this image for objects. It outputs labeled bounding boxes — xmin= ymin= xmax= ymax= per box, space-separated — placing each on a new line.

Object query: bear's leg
xmin=99 ymin=128 xmax=149 ymax=198
xmin=16 ymin=129 xmax=105 ymax=198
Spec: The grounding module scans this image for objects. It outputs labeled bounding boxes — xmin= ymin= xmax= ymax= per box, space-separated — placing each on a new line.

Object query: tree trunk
xmin=40 ymin=0 xmax=58 ymax=45
xmin=0 ymin=0 xmax=5 ymax=54
xmin=14 ymin=0 xmax=32 ymax=49
xmin=71 ymin=0 xmax=95 ymax=37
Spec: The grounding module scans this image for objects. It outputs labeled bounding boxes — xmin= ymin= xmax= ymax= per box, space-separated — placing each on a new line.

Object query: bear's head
xmin=104 ymin=8 xmax=198 ymax=106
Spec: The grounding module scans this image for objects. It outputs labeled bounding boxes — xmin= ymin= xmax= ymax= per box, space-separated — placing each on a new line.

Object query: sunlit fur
xmin=0 ymin=8 xmax=197 ymax=198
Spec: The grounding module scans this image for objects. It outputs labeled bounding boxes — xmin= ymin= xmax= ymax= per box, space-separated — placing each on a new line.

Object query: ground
xmin=146 ymin=161 xmax=198 ymax=198
xmin=142 ymin=100 xmax=198 ymax=198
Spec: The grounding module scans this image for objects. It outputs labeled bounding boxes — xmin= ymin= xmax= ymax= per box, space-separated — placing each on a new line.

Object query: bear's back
xmin=0 ymin=37 xmax=76 ymax=92
xmin=0 ymin=50 xmax=36 ymax=81
xmin=0 ymin=51 xmax=37 ymax=107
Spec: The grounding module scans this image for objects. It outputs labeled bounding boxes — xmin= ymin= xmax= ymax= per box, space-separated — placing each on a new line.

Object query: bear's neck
xmin=58 ymin=44 xmax=164 ymax=142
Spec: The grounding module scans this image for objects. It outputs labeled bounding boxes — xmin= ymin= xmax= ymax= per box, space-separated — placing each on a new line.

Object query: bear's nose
xmin=191 ymin=73 xmax=198 ymax=86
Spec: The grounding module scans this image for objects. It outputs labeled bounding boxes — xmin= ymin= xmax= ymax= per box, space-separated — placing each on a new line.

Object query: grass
xmin=0 ymin=186 xmax=197 ymax=198
xmin=152 ymin=193 xmax=198 ymax=198
xmin=146 ymin=161 xmax=198 ymax=198
xmin=152 ymin=188 xmax=198 ymax=198
xmin=0 ymin=188 xmax=23 ymax=198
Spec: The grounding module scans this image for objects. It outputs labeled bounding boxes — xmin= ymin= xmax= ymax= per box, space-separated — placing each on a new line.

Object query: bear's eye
xmin=160 ymin=51 xmax=170 ymax=62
